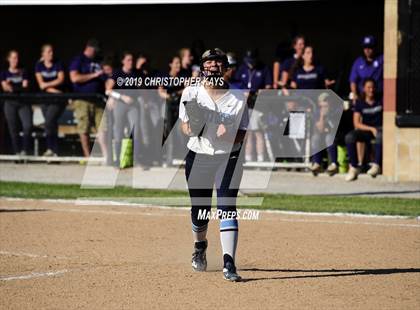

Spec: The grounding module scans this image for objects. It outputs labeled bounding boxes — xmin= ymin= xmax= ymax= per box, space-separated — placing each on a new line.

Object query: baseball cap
xmin=362 ymin=35 xmax=376 ymax=48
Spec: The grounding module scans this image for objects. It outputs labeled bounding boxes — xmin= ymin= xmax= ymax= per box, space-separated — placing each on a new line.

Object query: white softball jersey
xmin=179 ymin=85 xmax=248 ymax=155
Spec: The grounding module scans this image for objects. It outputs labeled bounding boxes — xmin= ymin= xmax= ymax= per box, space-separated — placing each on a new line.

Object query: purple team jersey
xmin=349 ymin=55 xmax=383 ymax=94
xmin=292 ymin=65 xmax=325 ymax=89
xmin=280 ymin=56 xmax=298 ymax=74
xmin=35 ymin=60 xmax=63 ymax=83
xmin=0 ymin=69 xmax=28 ymax=92
xmin=69 ymin=53 xmax=104 ymax=93
xmin=354 ymin=99 xmax=383 ymax=127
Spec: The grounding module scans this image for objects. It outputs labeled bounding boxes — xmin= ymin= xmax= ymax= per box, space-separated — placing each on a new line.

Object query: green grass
xmin=0 ymin=181 xmax=419 ymax=217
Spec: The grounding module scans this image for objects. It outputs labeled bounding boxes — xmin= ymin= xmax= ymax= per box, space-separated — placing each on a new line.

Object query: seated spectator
xmin=235 ymin=49 xmax=272 ymax=162
xmin=349 ymin=35 xmax=383 ymax=102
xmin=277 ymin=35 xmax=305 ymax=89
xmin=1 ymin=50 xmax=32 ymax=155
xmin=69 ymin=39 xmax=108 ymax=160
xmin=345 ymin=78 xmax=382 ymax=181
xmin=105 ymin=51 xmax=142 ymax=167
xmin=34 ymin=44 xmax=65 ymax=156
xmin=290 ymin=46 xmax=335 ymax=89
xmin=310 ymin=93 xmax=339 ymax=176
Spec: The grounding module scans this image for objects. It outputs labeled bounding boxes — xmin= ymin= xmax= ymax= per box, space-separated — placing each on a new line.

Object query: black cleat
xmin=191 ymin=240 xmax=207 ymax=272
xmin=223 ymin=261 xmax=241 ymax=282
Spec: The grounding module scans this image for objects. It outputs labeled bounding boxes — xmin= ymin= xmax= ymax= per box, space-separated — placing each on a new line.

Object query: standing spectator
xmin=345 ymin=79 xmax=382 ymax=181
xmin=1 ymin=50 xmax=31 ymax=155
xmin=276 ymin=35 xmax=305 ymax=89
xmin=349 ymin=35 xmax=383 ymax=101
xmin=179 ymin=48 xmax=193 ymax=77
xmin=106 ymin=51 xmax=143 ymax=167
xmin=310 ymin=93 xmax=339 ymax=176
xmin=235 ymin=49 xmax=272 ymax=162
xmin=158 ymin=55 xmax=185 ymax=166
xmin=35 ymin=44 xmax=65 ymax=156
xmin=69 ymin=39 xmax=108 ymax=160
xmin=290 ymin=46 xmax=335 ymax=89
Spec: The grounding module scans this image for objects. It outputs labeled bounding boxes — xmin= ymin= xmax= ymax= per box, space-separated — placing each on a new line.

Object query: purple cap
xmin=362 ymin=35 xmax=376 ymax=48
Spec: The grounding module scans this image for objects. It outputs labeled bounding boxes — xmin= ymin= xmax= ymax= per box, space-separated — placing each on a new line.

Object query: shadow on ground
xmin=238 ymin=267 xmax=420 ymax=282
xmin=0 ymin=209 xmax=48 ymax=213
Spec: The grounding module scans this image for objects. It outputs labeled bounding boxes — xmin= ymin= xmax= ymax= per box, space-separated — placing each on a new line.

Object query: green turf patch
xmin=0 ymin=181 xmax=419 ymax=217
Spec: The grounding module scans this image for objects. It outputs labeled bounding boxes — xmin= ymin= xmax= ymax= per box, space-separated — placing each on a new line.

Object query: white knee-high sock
xmin=192 ymin=223 xmax=208 ymax=243
xmin=219 ymin=218 xmax=238 ymax=264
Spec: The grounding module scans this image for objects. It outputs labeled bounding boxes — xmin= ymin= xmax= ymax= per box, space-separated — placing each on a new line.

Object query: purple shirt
xmin=0 ymin=69 xmax=28 ymax=92
xmin=235 ymin=64 xmax=272 ymax=92
xmin=354 ymin=99 xmax=383 ymax=127
xmin=280 ymin=56 xmax=298 ymax=74
xmin=349 ymin=55 xmax=383 ymax=94
xmin=292 ymin=65 xmax=325 ymax=89
xmin=69 ymin=53 xmax=104 ymax=93
xmin=35 ymin=60 xmax=63 ymax=83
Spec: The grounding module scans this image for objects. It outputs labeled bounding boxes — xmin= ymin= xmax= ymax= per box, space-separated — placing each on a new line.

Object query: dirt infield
xmin=1 ymin=198 xmax=419 ymax=309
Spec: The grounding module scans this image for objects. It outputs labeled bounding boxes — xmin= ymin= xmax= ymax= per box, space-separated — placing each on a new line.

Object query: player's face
xmin=203 ymin=59 xmax=225 ymax=76
xmin=302 ymin=47 xmax=313 ymax=65
xmin=183 ymin=50 xmax=193 ymax=66
xmin=122 ymin=54 xmax=133 ymax=70
xmin=170 ymin=56 xmax=181 ymax=73
xmin=103 ymin=64 xmax=113 ymax=77
xmin=294 ymin=38 xmax=305 ymax=55
xmin=85 ymin=46 xmax=96 ymax=59
xmin=363 ymin=81 xmax=375 ymax=98
xmin=363 ymin=47 xmax=374 ymax=59
xmin=42 ymin=46 xmax=53 ymax=62
xmin=8 ymin=51 xmax=19 ymax=68
xmin=286 ymin=100 xmax=298 ymax=111
xmin=318 ymin=100 xmax=330 ymax=113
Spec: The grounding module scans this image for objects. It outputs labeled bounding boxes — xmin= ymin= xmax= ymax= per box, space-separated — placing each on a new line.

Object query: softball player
xmin=35 ymin=44 xmax=65 ymax=156
xmin=1 ymin=50 xmax=31 ymax=155
xmin=105 ymin=51 xmax=142 ymax=167
xmin=179 ymin=48 xmax=248 ymax=282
